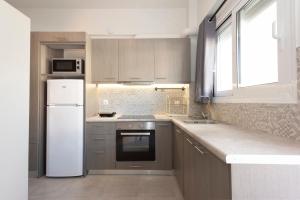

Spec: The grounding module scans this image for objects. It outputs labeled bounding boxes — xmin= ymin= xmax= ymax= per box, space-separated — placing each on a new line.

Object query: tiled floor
xmin=29 ymin=175 xmax=184 ymax=200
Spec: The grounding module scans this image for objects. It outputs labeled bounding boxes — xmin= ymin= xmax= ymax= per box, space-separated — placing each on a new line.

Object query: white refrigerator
xmin=46 ymin=79 xmax=84 ymax=177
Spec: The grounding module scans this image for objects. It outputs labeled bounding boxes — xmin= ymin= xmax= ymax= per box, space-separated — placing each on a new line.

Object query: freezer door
xmin=47 ymin=79 xmax=84 ymax=105
xmin=46 ymin=106 xmax=83 ymax=177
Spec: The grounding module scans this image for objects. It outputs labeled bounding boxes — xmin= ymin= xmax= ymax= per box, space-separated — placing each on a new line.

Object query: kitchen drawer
xmin=86 ymin=122 xmax=115 ymax=135
xmin=87 ymin=149 xmax=115 ymax=170
xmin=116 ymin=161 xmax=158 ymax=170
xmin=87 ymin=134 xmax=106 ymax=151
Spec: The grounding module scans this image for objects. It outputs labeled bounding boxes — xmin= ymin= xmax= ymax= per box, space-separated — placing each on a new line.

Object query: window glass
xmin=215 ymin=22 xmax=233 ymax=95
xmin=238 ymin=0 xmax=278 ymax=87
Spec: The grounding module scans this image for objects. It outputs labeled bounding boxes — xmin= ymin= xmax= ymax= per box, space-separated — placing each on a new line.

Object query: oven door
xmin=116 ymin=130 xmax=155 ymax=161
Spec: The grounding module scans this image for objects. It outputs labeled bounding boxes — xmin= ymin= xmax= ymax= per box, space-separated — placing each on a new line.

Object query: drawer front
xmin=87 ymin=150 xmax=106 ymax=170
xmin=86 ymin=123 xmax=115 ymax=135
xmin=87 ymin=133 xmax=106 ymax=151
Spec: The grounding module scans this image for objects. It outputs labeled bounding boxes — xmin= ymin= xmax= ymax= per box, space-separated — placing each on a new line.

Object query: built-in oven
xmin=116 ymin=122 xmax=155 ymax=161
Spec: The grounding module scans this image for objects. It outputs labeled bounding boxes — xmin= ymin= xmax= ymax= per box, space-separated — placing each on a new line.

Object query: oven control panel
xmin=116 ymin=122 xmax=155 ymax=130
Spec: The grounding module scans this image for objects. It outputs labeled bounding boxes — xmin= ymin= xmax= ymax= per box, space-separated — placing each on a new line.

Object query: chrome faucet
xmin=201 ymin=112 xmax=209 ymax=120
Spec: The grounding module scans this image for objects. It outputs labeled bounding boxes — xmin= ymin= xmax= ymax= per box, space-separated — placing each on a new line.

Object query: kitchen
xmin=0 ymin=0 xmax=300 ymax=200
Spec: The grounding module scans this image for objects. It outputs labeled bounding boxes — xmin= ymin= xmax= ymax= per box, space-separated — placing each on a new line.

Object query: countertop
xmin=86 ymin=115 xmax=300 ymax=165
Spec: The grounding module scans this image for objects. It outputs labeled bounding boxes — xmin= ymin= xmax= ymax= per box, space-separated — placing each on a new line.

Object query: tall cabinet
xmin=30 ymin=32 xmax=87 ymax=177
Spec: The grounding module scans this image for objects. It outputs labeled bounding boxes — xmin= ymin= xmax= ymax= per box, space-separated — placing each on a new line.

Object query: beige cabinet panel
xmin=119 ymin=39 xmax=155 ymax=82
xmin=91 ymin=39 xmax=119 ymax=83
xmin=86 ymin=123 xmax=116 ymax=170
xmin=154 ymin=38 xmax=191 ymax=83
xmin=156 ymin=122 xmax=173 ymax=170
xmin=173 ymin=126 xmax=184 ymax=194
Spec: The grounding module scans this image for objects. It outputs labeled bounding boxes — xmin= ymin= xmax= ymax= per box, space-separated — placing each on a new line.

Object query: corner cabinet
xmin=91 ymin=39 xmax=119 ymax=83
xmin=173 ymin=125 xmax=231 ymax=200
xmin=154 ymin=38 xmax=191 ymax=83
xmin=119 ymin=39 xmax=155 ymax=82
xmin=90 ymin=38 xmax=191 ymax=83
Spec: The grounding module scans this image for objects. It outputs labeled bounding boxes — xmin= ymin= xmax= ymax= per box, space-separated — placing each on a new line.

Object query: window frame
xmin=213 ymin=0 xmax=297 ymax=104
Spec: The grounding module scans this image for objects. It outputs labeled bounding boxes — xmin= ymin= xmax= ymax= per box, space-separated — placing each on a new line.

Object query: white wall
xmin=0 ymin=1 xmax=30 ymax=200
xmin=296 ymin=0 xmax=300 ymax=47
xmin=20 ymin=8 xmax=187 ymax=35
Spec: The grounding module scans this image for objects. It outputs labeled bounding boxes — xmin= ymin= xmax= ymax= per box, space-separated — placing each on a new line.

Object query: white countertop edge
xmin=226 ymin=155 xmax=300 ymax=165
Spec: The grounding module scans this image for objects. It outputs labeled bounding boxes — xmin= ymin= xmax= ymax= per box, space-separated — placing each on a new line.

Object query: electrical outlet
xmin=102 ymin=99 xmax=109 ymax=105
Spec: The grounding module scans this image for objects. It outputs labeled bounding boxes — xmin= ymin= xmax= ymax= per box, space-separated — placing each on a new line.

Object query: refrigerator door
xmin=46 ymin=105 xmax=83 ymax=177
xmin=47 ymin=79 xmax=84 ymax=105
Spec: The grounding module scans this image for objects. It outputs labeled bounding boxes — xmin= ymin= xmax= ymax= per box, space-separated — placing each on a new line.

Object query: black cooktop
xmin=118 ymin=115 xmax=155 ymax=120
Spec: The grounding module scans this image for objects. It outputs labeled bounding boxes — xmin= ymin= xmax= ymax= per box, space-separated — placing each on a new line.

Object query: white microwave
xmin=51 ymin=58 xmax=84 ymax=74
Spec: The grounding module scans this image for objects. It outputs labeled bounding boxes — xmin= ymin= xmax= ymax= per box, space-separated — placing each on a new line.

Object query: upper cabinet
xmin=91 ymin=39 xmax=119 ymax=83
xmin=154 ymin=38 xmax=191 ymax=83
xmin=90 ymin=38 xmax=190 ymax=83
xmin=119 ymin=39 xmax=155 ymax=82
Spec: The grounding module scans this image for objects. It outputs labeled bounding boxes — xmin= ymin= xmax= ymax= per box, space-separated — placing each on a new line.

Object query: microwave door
xmin=53 ymin=59 xmax=76 ymax=72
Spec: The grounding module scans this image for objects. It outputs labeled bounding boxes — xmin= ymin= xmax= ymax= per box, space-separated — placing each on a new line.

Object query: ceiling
xmin=5 ymin=0 xmax=188 ymax=9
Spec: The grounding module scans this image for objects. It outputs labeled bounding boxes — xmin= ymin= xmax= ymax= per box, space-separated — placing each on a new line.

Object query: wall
xmin=0 ymin=0 xmax=30 ymax=199
xmin=96 ymin=85 xmax=189 ymax=115
xmin=297 ymin=0 xmax=300 ymax=47
xmin=19 ymin=8 xmax=187 ymax=35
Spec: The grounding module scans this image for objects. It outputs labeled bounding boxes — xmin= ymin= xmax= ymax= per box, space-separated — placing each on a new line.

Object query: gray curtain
xmin=195 ymin=17 xmax=217 ymax=103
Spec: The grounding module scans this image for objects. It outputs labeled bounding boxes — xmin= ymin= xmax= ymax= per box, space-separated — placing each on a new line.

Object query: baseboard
xmin=88 ymin=169 xmax=174 ymax=176
xmin=29 ymin=170 xmax=38 ymax=178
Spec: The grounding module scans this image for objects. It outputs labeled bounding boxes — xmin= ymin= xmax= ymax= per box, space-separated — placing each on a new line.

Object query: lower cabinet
xmin=86 ymin=121 xmax=173 ymax=171
xmin=86 ymin=122 xmax=116 ymax=170
xmin=174 ymin=125 xmax=231 ymax=200
xmin=174 ymin=127 xmax=184 ymax=194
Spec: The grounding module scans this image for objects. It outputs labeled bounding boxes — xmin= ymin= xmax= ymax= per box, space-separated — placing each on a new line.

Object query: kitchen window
xmin=215 ymin=19 xmax=233 ymax=96
xmin=213 ymin=0 xmax=297 ymax=103
xmin=238 ymin=0 xmax=278 ymax=87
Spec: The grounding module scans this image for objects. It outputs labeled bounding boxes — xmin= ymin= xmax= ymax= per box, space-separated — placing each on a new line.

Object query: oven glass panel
xmin=122 ymin=136 xmax=149 ymax=152
xmin=116 ymin=130 xmax=155 ymax=161
xmin=53 ymin=60 xmax=76 ymax=72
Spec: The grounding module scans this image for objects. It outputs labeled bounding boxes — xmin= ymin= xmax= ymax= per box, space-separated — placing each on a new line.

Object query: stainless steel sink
xmin=182 ymin=119 xmax=216 ymax=124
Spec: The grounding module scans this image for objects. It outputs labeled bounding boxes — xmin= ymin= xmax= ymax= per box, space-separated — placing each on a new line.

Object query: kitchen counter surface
xmin=86 ymin=115 xmax=300 ymax=165
xmin=171 ymin=118 xmax=300 ymax=165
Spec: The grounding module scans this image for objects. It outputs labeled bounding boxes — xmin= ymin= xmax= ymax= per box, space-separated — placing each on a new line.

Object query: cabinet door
xmin=156 ymin=122 xmax=172 ymax=170
xmin=193 ymin=144 xmax=210 ymax=200
xmin=91 ymin=39 xmax=119 ymax=83
xmin=154 ymin=38 xmax=191 ymax=83
xmin=209 ymin=153 xmax=231 ymax=200
xmin=173 ymin=127 xmax=184 ymax=194
xmin=119 ymin=39 xmax=154 ymax=82
xmin=183 ymin=137 xmax=194 ymax=200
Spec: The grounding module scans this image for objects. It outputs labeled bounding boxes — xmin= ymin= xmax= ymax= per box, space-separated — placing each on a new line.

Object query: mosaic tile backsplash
xmin=97 ymin=85 xmax=189 ymax=115
xmin=209 ymin=48 xmax=300 ymax=141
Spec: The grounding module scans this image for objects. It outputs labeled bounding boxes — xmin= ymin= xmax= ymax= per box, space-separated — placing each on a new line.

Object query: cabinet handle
xmin=104 ymin=77 xmax=115 ymax=80
xmin=130 ymin=77 xmax=141 ymax=80
xmin=194 ymin=146 xmax=205 ymax=155
xmin=156 ymin=77 xmax=167 ymax=80
xmin=186 ymin=138 xmax=193 ymax=145
xmin=130 ymin=165 xmax=143 ymax=168
xmin=175 ymin=129 xmax=181 ymax=134
xmin=93 ymin=138 xmax=105 ymax=140
xmin=157 ymin=124 xmax=170 ymax=127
